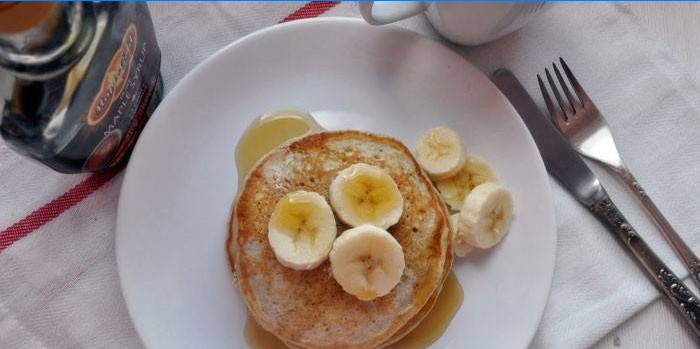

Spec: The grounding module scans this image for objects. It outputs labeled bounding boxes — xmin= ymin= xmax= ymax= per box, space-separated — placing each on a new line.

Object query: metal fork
xmin=537 ymin=58 xmax=700 ymax=290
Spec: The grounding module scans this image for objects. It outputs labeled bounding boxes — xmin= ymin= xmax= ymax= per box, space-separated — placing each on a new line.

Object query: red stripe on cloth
xmin=0 ymin=1 xmax=339 ymax=253
xmin=0 ymin=170 xmax=119 ymax=252
xmin=280 ymin=1 xmax=340 ymax=23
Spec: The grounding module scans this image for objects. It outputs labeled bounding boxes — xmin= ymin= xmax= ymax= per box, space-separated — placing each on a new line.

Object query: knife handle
xmin=591 ymin=194 xmax=700 ymax=337
xmin=614 ymin=166 xmax=700 ymax=292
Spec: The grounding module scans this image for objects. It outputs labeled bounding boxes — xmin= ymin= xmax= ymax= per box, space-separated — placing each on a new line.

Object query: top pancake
xmin=228 ymin=130 xmax=451 ymax=349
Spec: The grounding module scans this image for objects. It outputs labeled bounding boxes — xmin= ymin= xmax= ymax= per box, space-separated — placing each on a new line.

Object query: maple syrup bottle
xmin=0 ymin=2 xmax=163 ymax=173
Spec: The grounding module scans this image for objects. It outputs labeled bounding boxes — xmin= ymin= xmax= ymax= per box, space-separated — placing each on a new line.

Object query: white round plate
xmin=117 ymin=18 xmax=556 ymax=349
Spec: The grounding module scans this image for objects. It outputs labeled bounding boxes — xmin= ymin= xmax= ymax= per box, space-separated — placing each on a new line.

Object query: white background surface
xmin=1 ymin=2 xmax=699 ymax=349
xmin=593 ymin=4 xmax=699 ymax=348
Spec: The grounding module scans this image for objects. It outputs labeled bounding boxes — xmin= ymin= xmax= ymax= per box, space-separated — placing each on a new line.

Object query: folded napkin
xmin=2 ymin=2 xmax=699 ymax=349
xmin=448 ymin=3 xmax=700 ymax=348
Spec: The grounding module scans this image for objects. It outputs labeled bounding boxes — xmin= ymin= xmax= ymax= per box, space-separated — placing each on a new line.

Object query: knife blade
xmin=491 ymin=69 xmax=604 ymax=207
xmin=491 ymin=68 xmax=700 ymax=337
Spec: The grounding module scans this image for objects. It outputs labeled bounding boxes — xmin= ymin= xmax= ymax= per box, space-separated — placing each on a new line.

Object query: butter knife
xmin=492 ymin=69 xmax=700 ymax=337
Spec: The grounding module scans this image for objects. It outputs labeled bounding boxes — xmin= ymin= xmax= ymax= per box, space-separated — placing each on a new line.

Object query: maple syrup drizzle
xmin=385 ymin=273 xmax=463 ymax=349
xmin=235 ymin=109 xmax=321 ymax=184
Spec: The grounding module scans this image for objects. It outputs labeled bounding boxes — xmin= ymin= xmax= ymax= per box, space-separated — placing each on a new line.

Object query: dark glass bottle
xmin=0 ymin=2 xmax=163 ymax=173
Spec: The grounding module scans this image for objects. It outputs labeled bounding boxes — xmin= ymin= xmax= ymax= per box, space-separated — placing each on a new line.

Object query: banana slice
xmin=436 ymin=155 xmax=497 ymax=210
xmin=457 ymin=183 xmax=514 ymax=249
xmin=450 ymin=213 xmax=473 ymax=257
xmin=268 ymin=190 xmax=337 ymax=270
xmin=415 ymin=126 xmax=467 ymax=180
xmin=329 ymin=225 xmax=405 ymax=301
xmin=329 ymin=163 xmax=404 ymax=229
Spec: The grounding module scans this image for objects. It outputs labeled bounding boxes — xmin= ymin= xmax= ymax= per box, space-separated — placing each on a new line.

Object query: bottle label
xmin=81 ymin=17 xmax=162 ymax=172
xmin=84 ymin=129 xmax=122 ymax=171
xmin=87 ymin=24 xmax=137 ymax=126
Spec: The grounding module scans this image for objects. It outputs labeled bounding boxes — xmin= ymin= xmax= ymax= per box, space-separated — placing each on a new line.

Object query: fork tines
xmin=537 ymin=58 xmax=591 ymax=125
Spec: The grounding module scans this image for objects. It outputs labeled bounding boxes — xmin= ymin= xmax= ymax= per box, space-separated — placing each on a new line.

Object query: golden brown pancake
xmin=228 ymin=130 xmax=451 ymax=349
xmin=285 ymin=238 xmax=453 ymax=349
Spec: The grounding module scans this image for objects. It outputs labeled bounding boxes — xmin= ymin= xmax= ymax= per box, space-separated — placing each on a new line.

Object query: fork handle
xmin=591 ymin=194 xmax=700 ymax=337
xmin=614 ymin=166 xmax=700 ymax=289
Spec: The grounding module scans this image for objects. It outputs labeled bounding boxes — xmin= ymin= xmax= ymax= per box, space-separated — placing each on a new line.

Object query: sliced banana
xmin=450 ymin=213 xmax=473 ymax=257
xmin=329 ymin=163 xmax=404 ymax=229
xmin=329 ymin=225 xmax=405 ymax=301
xmin=457 ymin=182 xmax=514 ymax=249
xmin=415 ymin=126 xmax=467 ymax=180
xmin=268 ymin=190 xmax=337 ymax=270
xmin=436 ymin=155 xmax=497 ymax=210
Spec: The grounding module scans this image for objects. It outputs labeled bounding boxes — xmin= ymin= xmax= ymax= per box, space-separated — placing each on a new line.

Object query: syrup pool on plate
xmin=235 ymin=109 xmax=323 ymax=184
xmin=236 ymin=110 xmax=463 ymax=348
xmin=385 ymin=273 xmax=463 ymax=349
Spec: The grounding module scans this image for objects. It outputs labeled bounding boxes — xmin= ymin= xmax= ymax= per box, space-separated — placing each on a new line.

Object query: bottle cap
xmin=0 ymin=2 xmax=57 ymax=34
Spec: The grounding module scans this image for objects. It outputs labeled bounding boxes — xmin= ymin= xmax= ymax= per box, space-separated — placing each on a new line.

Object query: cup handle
xmin=359 ymin=1 xmax=428 ymax=25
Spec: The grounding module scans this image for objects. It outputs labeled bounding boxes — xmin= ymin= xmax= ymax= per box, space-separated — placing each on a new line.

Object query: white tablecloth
xmin=1 ymin=2 xmax=698 ymax=348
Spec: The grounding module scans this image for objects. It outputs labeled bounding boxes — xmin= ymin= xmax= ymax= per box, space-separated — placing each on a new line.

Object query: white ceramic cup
xmin=359 ymin=2 xmax=549 ymax=46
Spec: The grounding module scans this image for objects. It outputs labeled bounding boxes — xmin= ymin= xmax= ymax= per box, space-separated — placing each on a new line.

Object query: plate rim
xmin=116 ymin=17 xmax=557 ymax=349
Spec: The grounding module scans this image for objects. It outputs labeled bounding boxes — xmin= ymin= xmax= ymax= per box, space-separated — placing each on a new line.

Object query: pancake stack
xmin=228 ymin=130 xmax=453 ymax=349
